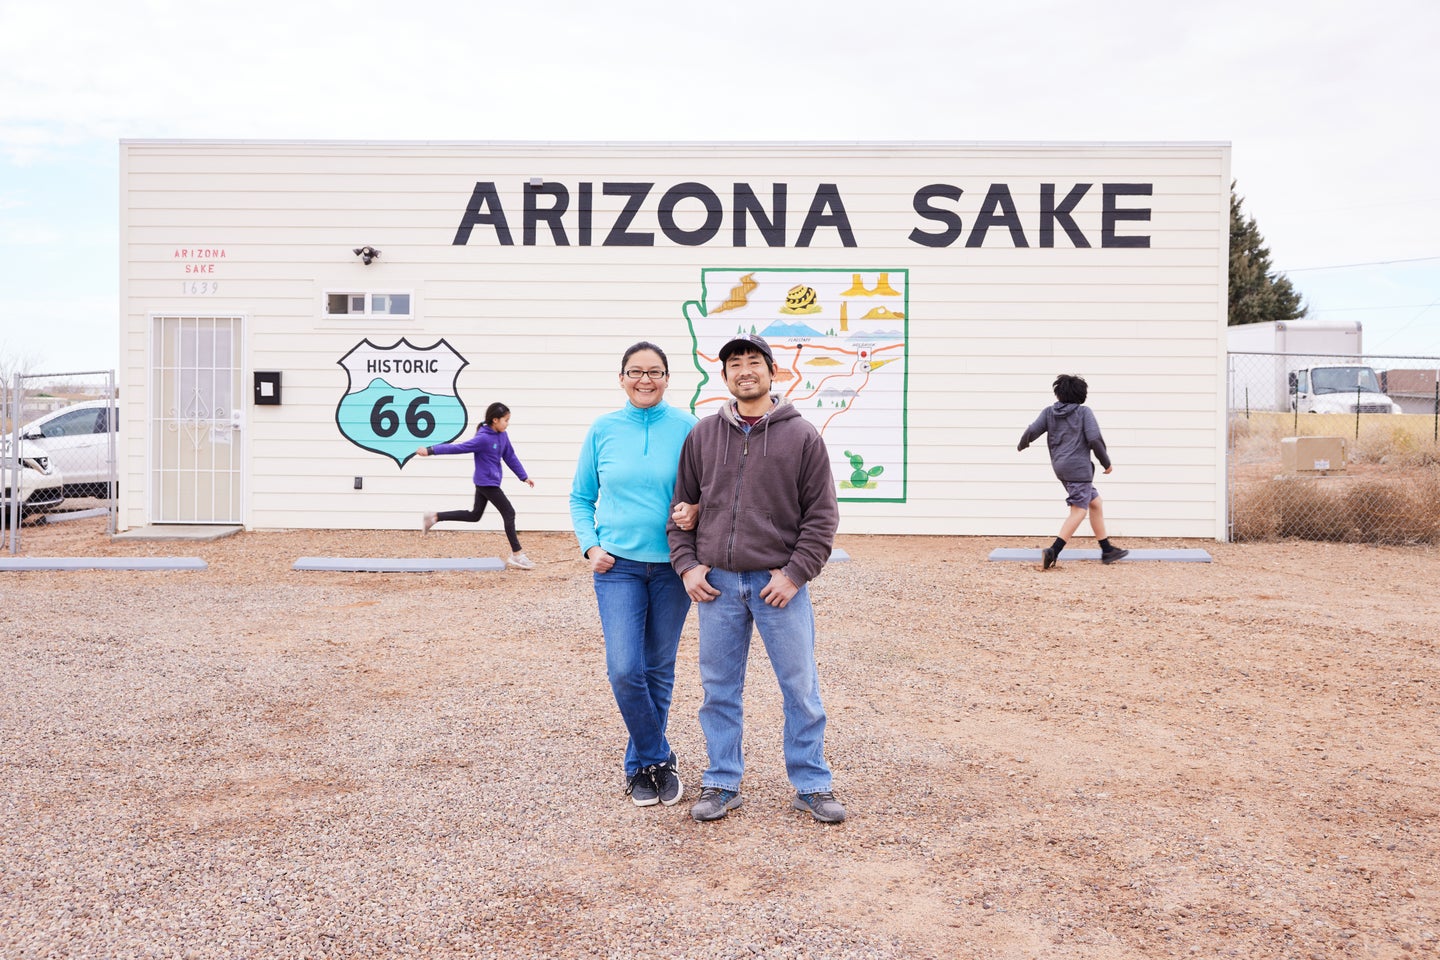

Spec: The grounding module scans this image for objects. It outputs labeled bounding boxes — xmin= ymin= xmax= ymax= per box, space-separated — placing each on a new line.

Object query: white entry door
xmin=150 ymin=316 xmax=244 ymax=524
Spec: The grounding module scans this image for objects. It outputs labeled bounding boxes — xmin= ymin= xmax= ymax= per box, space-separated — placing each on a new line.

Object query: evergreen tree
xmin=1229 ymin=183 xmax=1307 ymax=326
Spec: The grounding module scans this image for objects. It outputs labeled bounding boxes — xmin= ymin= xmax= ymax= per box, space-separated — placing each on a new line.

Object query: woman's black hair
xmin=484 ymin=401 xmax=511 ymax=425
xmin=1052 ymin=374 xmax=1088 ymax=405
xmin=621 ymin=341 xmax=670 ymax=375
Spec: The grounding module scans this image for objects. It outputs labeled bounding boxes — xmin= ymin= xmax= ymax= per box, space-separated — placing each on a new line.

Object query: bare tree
xmin=0 ymin=342 xmax=46 ymax=433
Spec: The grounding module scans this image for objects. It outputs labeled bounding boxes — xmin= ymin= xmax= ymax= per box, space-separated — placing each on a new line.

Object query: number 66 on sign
xmin=336 ymin=338 xmax=470 ymax=467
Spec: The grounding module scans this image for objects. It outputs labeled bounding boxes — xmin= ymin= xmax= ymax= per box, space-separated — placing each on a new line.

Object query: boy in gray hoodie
xmin=1018 ymin=374 xmax=1129 ymax=569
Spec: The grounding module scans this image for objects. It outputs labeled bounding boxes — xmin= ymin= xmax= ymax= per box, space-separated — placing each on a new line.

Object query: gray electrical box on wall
xmin=254 ymin=371 xmax=282 ymax=405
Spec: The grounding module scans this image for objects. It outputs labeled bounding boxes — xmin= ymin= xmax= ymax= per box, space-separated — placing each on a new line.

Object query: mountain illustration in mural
xmin=763 ymin=321 xmax=826 ymax=338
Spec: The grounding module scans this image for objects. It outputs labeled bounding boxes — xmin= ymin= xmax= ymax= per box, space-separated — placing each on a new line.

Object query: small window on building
xmin=324 ymin=292 xmax=414 ymax=319
xmin=372 ymin=293 xmax=411 ymax=315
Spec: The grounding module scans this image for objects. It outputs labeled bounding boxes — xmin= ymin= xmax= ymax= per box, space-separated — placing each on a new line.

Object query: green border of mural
xmin=681 ymin=267 xmax=909 ymax=504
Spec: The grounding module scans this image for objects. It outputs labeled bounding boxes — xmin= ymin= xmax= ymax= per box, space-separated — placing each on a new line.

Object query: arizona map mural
xmin=683 ymin=268 xmax=909 ymax=502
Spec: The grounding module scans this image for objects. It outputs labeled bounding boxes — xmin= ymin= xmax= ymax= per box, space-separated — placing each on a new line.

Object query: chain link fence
xmin=3 ymin=370 xmax=117 ymax=553
xmin=1228 ymin=352 xmax=1440 ymax=544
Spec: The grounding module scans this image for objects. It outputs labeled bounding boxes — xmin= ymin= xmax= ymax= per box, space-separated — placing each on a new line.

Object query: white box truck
xmin=1227 ymin=319 xmax=1400 ymax=414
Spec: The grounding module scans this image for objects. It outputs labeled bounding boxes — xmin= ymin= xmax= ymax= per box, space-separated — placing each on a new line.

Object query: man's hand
xmin=672 ymin=501 xmax=699 ymax=530
xmin=1103 ymin=465 xmax=1113 ymax=474
xmin=585 ymin=546 xmax=615 ymax=574
xmin=683 ymin=564 xmax=720 ymax=602
xmin=759 ymin=569 xmax=798 ymax=608
xmin=415 ymin=446 xmax=431 ymax=457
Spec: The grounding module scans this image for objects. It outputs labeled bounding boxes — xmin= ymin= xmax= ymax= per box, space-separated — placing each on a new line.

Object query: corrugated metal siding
xmin=119 ymin=140 xmax=1229 ymax=538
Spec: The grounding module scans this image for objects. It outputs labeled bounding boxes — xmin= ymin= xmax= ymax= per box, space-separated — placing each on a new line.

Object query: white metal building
xmin=118 ymin=140 xmax=1231 ymax=539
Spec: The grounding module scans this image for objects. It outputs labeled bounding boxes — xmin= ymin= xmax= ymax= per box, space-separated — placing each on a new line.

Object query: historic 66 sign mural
xmin=336 ymin=338 xmax=470 ymax=467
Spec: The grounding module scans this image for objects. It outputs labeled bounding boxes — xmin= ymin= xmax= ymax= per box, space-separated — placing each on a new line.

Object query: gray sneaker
xmin=793 ymin=790 xmax=847 ymax=823
xmin=625 ymin=767 xmax=659 ymax=807
xmin=654 ymin=761 xmax=683 ymax=806
xmin=690 ymin=786 xmax=742 ymax=822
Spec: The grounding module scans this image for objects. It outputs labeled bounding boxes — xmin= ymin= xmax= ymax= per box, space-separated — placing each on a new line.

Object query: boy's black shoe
xmin=1101 ymin=547 xmax=1130 ymax=565
xmin=626 ymin=767 xmax=659 ymax=807
xmin=1040 ymin=547 xmax=1057 ymax=570
xmin=654 ymin=760 xmax=683 ymax=806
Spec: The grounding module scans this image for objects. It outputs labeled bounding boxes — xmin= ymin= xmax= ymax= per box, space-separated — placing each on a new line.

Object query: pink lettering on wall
xmin=174 ymin=247 xmax=228 ymax=296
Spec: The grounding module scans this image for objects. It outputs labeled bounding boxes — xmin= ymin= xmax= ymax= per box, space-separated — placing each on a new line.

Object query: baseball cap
xmin=718 ymin=333 xmax=774 ymax=365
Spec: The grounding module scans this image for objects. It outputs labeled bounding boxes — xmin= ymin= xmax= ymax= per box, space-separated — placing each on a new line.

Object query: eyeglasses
xmin=623 ymin=369 xmax=668 ymax=381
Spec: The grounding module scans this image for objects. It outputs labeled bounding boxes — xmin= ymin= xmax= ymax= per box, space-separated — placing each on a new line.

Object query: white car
xmin=20 ymin=399 xmax=118 ymax=499
xmin=1 ymin=437 xmax=65 ymax=523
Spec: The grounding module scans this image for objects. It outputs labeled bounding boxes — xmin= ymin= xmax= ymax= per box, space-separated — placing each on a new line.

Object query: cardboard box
xmin=1280 ymin=436 xmax=1347 ymax=475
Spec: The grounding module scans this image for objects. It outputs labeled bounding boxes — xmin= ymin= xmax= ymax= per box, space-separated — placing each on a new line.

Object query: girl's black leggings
xmin=437 ymin=485 xmax=521 ymax=552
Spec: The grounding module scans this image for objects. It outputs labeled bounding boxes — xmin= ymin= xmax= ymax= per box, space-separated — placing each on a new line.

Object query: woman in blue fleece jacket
xmin=417 ymin=401 xmax=536 ymax=570
xmin=570 ymin=342 xmax=697 ymax=808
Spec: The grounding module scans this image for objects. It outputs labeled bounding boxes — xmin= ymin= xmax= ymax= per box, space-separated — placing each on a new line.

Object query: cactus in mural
xmin=842 ymin=450 xmax=884 ymax=489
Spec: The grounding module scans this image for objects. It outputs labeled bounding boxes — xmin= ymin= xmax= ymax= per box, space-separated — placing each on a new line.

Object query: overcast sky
xmin=2 ymin=0 xmax=1437 ymax=373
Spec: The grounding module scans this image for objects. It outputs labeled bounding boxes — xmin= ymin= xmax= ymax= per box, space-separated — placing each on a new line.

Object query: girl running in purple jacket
xmin=416 ymin=401 xmax=536 ymax=570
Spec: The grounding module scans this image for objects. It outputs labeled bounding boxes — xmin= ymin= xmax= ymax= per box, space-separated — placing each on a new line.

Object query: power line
xmin=1284 ymin=254 xmax=1440 ymax=270
xmin=1368 ymin=294 xmax=1440 ymax=352
xmin=1310 ymin=304 xmax=1438 ymax=313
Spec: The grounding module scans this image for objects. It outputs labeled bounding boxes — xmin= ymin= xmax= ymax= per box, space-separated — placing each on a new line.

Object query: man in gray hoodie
xmin=1018 ymin=373 xmax=1129 ymax=570
xmin=668 ymin=334 xmax=845 ymax=824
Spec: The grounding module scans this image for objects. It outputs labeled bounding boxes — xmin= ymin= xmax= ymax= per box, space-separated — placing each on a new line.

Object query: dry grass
xmin=1229 ymin=413 xmax=1440 ymax=543
xmin=1231 ymin=411 xmax=1440 ymax=466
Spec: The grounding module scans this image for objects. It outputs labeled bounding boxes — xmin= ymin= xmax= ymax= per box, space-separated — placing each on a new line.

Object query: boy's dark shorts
xmin=1063 ymin=481 xmax=1099 ymax=507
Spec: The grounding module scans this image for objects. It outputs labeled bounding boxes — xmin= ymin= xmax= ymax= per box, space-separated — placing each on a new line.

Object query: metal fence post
xmin=4 ymin=376 xmax=12 ymax=553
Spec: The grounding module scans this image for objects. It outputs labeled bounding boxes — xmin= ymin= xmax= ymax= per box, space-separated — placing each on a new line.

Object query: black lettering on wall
xmin=966 ymin=183 xmax=1029 ymax=248
xmin=658 ymin=182 xmax=723 ymax=246
xmin=1102 ymin=183 xmax=1152 ymax=248
xmin=1040 ymin=183 xmax=1092 ymax=248
xmin=734 ymin=184 xmax=788 ymax=247
xmin=524 ymin=183 xmax=570 ymax=246
xmin=603 ymin=183 xmax=656 ymax=246
xmin=908 ymin=184 xmax=964 ymax=247
xmin=452 ymin=182 xmax=514 ymax=246
xmin=578 ymin=182 xmax=593 ymax=247
xmin=796 ymin=184 xmax=857 ymax=248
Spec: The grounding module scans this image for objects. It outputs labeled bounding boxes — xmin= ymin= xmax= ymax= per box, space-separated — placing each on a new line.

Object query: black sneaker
xmin=625 ymin=767 xmax=659 ymax=807
xmin=654 ymin=760 xmax=683 ymax=806
xmin=1101 ymin=547 xmax=1130 ymax=565
xmin=1041 ymin=547 xmax=1057 ymax=570
xmin=792 ymin=790 xmax=847 ymax=823
xmin=690 ymin=786 xmax=742 ymax=822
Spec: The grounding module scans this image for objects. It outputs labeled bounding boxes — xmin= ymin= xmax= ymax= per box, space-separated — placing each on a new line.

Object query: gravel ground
xmin=2 ymin=517 xmax=1437 ymax=959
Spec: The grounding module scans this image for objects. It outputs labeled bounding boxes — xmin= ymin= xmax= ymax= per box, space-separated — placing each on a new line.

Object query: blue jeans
xmin=593 ymin=556 xmax=692 ymax=777
xmin=695 ymin=567 xmax=832 ymax=794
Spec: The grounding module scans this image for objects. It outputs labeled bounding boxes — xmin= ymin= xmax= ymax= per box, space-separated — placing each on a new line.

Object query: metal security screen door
xmin=150 ymin=316 xmax=244 ymax=523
